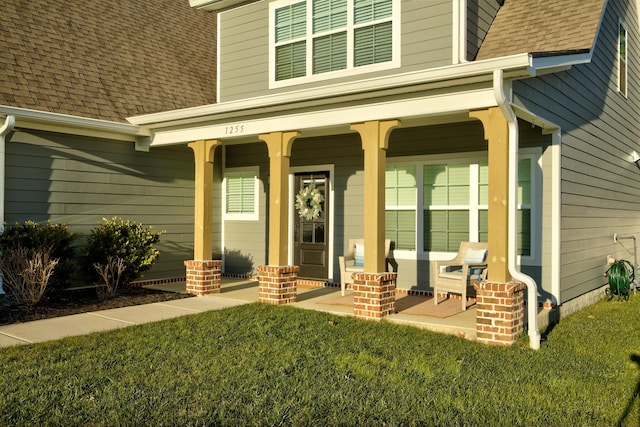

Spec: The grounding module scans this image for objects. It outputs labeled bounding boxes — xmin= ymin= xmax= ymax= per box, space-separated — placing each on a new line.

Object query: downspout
xmin=492 ymin=70 xmax=541 ymax=350
xmin=0 ymin=115 xmax=15 ymax=294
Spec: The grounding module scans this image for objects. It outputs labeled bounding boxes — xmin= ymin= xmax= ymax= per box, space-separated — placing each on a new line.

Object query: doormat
xmin=319 ymin=294 xmax=474 ymax=318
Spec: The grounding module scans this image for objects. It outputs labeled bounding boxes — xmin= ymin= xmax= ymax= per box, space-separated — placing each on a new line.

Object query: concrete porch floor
xmin=146 ymin=278 xmax=478 ymax=341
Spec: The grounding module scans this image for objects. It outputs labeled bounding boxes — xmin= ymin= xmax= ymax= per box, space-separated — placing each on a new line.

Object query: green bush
xmin=0 ymin=221 xmax=77 ymax=290
xmin=84 ymin=217 xmax=163 ymax=286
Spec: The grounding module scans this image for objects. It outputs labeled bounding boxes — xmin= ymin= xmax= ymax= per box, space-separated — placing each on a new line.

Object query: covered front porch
xmin=148 ymin=277 xmax=479 ymax=340
xmin=132 ymin=67 xmax=561 ymax=349
xmin=179 ymin=106 xmax=535 ymax=346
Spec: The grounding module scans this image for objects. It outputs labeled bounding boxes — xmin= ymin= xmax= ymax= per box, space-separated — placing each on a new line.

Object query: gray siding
xmin=466 ymin=0 xmax=501 ymax=60
xmin=6 ymin=130 xmax=196 ymax=281
xmin=223 ymin=142 xmax=269 ymax=275
xmin=218 ymin=0 xmax=452 ymax=102
xmin=512 ymin=0 xmax=640 ymax=304
xmin=218 ymin=2 xmax=268 ymax=104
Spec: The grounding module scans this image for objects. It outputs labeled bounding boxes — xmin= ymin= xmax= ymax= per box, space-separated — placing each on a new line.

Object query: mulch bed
xmin=0 ymin=286 xmax=194 ymax=326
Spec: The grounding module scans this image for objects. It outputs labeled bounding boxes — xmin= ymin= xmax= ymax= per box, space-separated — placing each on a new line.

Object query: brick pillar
xmin=353 ymin=272 xmax=397 ymax=320
xmin=474 ymin=281 xmax=526 ymax=346
xmin=257 ymin=265 xmax=299 ymax=305
xmin=184 ymin=260 xmax=223 ymax=296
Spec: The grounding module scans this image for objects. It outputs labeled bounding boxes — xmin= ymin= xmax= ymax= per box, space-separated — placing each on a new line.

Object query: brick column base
xmin=474 ymin=281 xmax=526 ymax=346
xmin=257 ymin=265 xmax=299 ymax=305
xmin=184 ymin=260 xmax=223 ymax=296
xmin=353 ymin=272 xmax=397 ymax=320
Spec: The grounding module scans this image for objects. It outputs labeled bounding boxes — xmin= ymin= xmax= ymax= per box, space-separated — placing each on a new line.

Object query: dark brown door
xmin=294 ymin=172 xmax=329 ymax=278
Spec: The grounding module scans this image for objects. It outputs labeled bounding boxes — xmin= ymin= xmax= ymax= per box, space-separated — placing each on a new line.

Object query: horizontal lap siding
xmin=402 ymin=1 xmax=452 ymax=69
xmin=218 ymin=2 xmax=267 ymax=103
xmin=512 ymin=0 xmax=640 ymax=303
xmin=223 ymin=142 xmax=269 ymax=275
xmin=466 ymin=0 xmax=501 ymax=60
xmin=6 ymin=130 xmax=198 ymax=280
xmin=219 ymin=0 xmax=453 ymax=102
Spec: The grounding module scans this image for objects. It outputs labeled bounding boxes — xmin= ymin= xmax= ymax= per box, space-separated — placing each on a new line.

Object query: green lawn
xmin=1 ymin=295 xmax=639 ymax=426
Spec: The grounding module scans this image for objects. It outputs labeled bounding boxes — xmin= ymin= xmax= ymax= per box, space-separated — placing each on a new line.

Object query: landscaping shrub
xmin=0 ymin=221 xmax=77 ymax=290
xmin=84 ymin=217 xmax=163 ymax=287
xmin=0 ymin=245 xmax=59 ymax=305
xmin=93 ymin=255 xmax=126 ymax=298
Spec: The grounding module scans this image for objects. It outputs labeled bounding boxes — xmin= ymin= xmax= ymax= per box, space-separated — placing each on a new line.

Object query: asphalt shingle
xmin=0 ymin=0 xmax=217 ymax=123
xmin=477 ymin=0 xmax=606 ymax=60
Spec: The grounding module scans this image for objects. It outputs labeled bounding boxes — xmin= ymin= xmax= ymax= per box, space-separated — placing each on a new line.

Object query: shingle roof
xmin=477 ymin=0 xmax=606 ymax=60
xmin=0 ymin=1 xmax=217 ymax=123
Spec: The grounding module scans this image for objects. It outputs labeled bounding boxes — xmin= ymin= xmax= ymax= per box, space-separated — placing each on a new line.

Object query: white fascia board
xmin=189 ymin=0 xmax=248 ymax=11
xmin=0 ymin=105 xmax=145 ymax=141
xmin=527 ymin=52 xmax=592 ymax=76
xmin=149 ymin=88 xmax=497 ymax=146
xmin=128 ymin=53 xmax=535 ymax=127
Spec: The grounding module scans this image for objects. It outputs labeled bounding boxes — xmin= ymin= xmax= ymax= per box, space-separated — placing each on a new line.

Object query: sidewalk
xmin=0 ymin=296 xmax=250 ymax=348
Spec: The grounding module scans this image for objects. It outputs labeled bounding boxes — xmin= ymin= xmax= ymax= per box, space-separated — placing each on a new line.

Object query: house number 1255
xmin=225 ymin=124 xmax=245 ymax=135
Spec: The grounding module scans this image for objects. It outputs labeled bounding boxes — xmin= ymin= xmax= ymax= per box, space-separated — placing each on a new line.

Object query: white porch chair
xmin=338 ymin=239 xmax=391 ymax=296
xmin=433 ymin=241 xmax=488 ymax=311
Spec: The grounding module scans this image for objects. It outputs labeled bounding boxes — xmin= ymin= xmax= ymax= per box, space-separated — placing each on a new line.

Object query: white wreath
xmin=295 ymin=184 xmax=324 ymax=221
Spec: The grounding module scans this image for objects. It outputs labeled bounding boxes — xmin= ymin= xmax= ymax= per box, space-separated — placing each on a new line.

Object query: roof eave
xmin=0 ymin=105 xmax=148 ymax=142
xmin=527 ymin=50 xmax=593 ymax=76
xmin=128 ymin=53 xmax=536 ymax=128
xmin=189 ymin=0 xmax=249 ymax=11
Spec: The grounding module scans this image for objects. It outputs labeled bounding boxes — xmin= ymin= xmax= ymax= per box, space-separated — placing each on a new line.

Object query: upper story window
xmin=270 ymin=0 xmax=400 ymax=87
xmin=619 ymin=21 xmax=627 ymax=96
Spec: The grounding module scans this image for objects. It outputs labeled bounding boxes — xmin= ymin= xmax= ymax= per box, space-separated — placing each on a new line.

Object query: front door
xmin=294 ymin=172 xmax=329 ymax=278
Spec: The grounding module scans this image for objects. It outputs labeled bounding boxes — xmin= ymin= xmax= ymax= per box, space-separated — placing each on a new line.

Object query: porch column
xmin=185 ymin=139 xmax=222 ymax=295
xmin=469 ymin=108 xmax=510 ymax=283
xmin=258 ymin=131 xmax=300 ymax=305
xmin=470 ymin=107 xmax=525 ymax=347
xmin=350 ymin=120 xmax=400 ymax=320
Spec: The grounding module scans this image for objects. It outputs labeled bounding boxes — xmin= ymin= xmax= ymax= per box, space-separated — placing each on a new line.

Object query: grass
xmin=1 ymin=296 xmax=639 ymax=426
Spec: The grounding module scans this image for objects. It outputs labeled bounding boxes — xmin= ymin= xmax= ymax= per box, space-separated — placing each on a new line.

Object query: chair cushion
xmin=439 ymin=268 xmax=484 ymax=281
xmin=464 ymin=248 xmax=487 ymax=264
xmin=354 ymin=243 xmax=364 ymax=267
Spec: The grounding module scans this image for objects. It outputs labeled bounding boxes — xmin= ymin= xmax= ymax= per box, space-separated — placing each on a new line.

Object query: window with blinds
xmin=224 ymin=169 xmax=259 ymax=220
xmin=272 ymin=0 xmax=396 ymax=83
xmin=423 ymin=163 xmax=470 ymax=252
xmin=385 ymin=165 xmax=416 ymax=250
xmin=384 ymin=155 xmax=538 ymax=260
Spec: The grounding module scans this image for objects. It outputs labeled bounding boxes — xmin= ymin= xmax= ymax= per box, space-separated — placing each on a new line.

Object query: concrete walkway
xmin=0 ymin=278 xmax=480 ymax=348
xmin=0 ymin=296 xmax=250 ymax=348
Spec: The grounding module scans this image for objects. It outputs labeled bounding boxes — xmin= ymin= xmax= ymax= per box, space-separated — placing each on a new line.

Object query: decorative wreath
xmin=295 ymin=183 xmax=324 ymax=221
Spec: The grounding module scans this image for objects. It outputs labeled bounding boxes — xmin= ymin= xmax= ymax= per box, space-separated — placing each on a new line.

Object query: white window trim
xmin=385 ymin=149 xmax=541 ymax=266
xmin=222 ymin=166 xmax=260 ymax=221
xmin=268 ymin=0 xmax=401 ymax=89
xmin=618 ymin=18 xmax=628 ymax=97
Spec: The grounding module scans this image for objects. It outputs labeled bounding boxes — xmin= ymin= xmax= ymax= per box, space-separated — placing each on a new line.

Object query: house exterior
xmin=3 ymin=0 xmax=640 ymax=347
xmin=0 ymin=0 xmax=216 ymax=281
